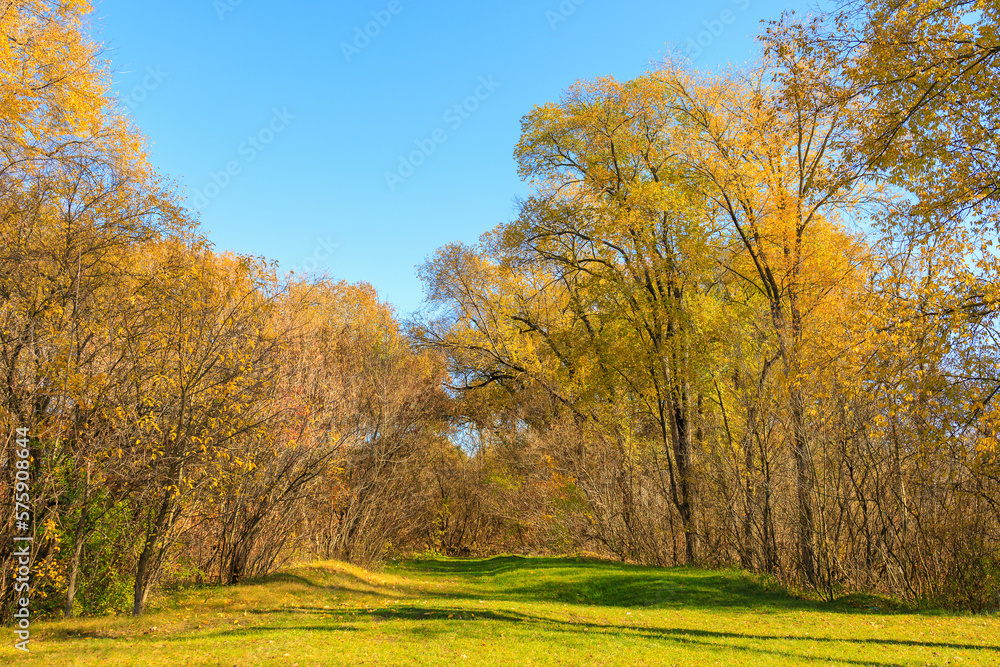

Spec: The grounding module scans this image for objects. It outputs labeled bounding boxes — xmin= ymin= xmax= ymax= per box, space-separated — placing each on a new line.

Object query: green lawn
xmin=3 ymin=556 xmax=998 ymax=666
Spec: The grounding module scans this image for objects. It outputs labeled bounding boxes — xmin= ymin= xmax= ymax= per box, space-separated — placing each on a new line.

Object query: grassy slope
xmin=2 ymin=556 xmax=998 ymax=666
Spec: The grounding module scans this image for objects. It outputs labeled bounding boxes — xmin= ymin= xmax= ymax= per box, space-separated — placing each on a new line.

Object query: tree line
xmin=414 ymin=0 xmax=1000 ymax=609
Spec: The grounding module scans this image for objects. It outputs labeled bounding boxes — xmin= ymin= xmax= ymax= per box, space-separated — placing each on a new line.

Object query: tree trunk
xmin=63 ymin=508 xmax=88 ymax=617
xmin=667 ymin=391 xmax=699 ymax=564
xmin=133 ymin=491 xmax=173 ymax=616
xmin=742 ymin=418 xmax=756 ymax=570
xmin=791 ymin=382 xmax=816 ymax=586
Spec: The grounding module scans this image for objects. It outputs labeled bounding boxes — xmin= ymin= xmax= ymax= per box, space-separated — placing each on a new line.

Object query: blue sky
xmin=93 ymin=0 xmax=810 ymax=315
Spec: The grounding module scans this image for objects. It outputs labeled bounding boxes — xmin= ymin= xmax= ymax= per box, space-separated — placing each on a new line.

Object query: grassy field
xmin=2 ymin=556 xmax=998 ymax=666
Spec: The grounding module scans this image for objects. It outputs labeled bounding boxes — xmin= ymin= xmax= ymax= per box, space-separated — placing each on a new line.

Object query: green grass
xmin=3 ymin=556 xmax=998 ymax=665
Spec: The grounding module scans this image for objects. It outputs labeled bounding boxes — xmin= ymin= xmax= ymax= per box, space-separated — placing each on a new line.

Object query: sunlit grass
xmin=3 ymin=556 xmax=998 ymax=665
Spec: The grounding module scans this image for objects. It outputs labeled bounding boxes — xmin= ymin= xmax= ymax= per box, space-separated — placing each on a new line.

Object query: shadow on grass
xmin=254 ymin=572 xmax=329 ymax=588
xmin=394 ymin=556 xmax=830 ymax=613
xmin=46 ymin=599 xmax=999 ymax=667
xmin=247 ymin=568 xmax=401 ymax=597
xmin=394 ymin=556 xmax=932 ymax=616
xmin=509 ymin=570 xmax=809 ymax=612
xmin=398 ymin=555 xmax=625 ymax=577
xmin=366 ymin=604 xmax=1000 ymax=651
xmin=231 ymin=597 xmax=1000 ymax=657
xmin=189 ymin=624 xmax=361 ymax=639
xmin=364 ymin=604 xmax=998 ymax=666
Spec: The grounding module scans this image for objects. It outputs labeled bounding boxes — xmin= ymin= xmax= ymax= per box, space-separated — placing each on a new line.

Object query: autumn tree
xmin=294 ymin=281 xmax=449 ymax=566
xmin=115 ymin=241 xmax=282 ymax=615
xmin=767 ymin=0 xmax=1000 ymax=606
xmin=654 ymin=54 xmax=884 ymax=587
xmin=0 ymin=0 xmax=188 ymax=618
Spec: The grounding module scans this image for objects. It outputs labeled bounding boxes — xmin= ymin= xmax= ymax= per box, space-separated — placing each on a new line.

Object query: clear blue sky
xmin=93 ymin=0 xmax=810 ymax=315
